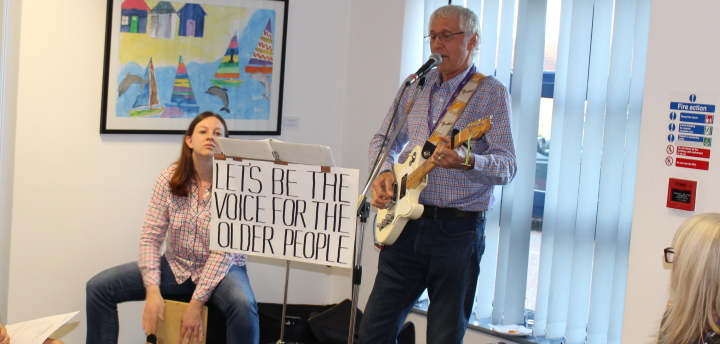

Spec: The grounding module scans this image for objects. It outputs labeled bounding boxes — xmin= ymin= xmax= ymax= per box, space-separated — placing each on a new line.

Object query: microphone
xmin=405 ymin=53 xmax=442 ymax=86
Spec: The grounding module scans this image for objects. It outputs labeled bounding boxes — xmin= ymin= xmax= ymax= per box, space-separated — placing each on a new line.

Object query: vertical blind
xmin=420 ymin=0 xmax=651 ymax=342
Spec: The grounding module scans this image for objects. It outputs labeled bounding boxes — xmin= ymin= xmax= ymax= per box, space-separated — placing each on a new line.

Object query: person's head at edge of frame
xmin=169 ymin=111 xmax=229 ymax=197
xmin=659 ymin=212 xmax=720 ymax=344
xmin=428 ymin=5 xmax=480 ymax=83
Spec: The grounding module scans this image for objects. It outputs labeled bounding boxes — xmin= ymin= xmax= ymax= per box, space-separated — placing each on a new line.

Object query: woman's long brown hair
xmin=168 ymin=112 xmax=229 ymax=197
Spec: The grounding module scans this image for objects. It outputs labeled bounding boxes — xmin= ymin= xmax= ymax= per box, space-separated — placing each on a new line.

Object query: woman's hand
xmin=178 ymin=299 xmax=205 ymax=344
xmin=142 ymin=285 xmax=165 ymax=336
xmin=0 ymin=324 xmax=9 ymax=344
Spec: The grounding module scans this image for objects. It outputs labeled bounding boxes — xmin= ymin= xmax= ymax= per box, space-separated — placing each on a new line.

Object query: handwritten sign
xmin=210 ymin=157 xmax=359 ymax=268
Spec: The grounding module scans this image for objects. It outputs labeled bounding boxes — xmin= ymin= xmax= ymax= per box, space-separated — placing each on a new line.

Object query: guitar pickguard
xmin=375 ymin=147 xmax=428 ymax=245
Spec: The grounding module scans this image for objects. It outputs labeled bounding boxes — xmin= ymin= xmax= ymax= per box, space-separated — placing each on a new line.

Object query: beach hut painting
xmin=120 ymin=0 xmax=150 ymax=34
xmin=177 ymin=3 xmax=207 ymax=38
xmin=149 ymin=1 xmax=177 ymax=40
xmin=102 ymin=0 xmax=287 ymax=134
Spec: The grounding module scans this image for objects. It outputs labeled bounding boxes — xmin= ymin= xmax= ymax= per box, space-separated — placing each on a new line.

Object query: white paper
xmin=321 ymin=145 xmax=336 ymax=167
xmin=270 ymin=141 xmax=334 ymax=166
xmin=5 ymin=311 xmax=78 ymax=344
xmin=217 ymin=137 xmax=336 ymax=166
xmin=217 ymin=137 xmax=275 ymax=161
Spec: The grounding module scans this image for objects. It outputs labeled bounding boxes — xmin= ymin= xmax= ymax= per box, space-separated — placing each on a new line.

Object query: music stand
xmin=215 ymin=138 xmax=338 ymax=344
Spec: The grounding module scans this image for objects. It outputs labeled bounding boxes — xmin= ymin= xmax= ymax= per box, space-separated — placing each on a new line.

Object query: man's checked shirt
xmin=369 ymin=65 xmax=516 ymax=212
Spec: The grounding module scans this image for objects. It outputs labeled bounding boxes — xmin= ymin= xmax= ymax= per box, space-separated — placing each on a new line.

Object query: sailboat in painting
xmin=130 ymin=58 xmax=164 ymax=117
xmin=166 ymin=56 xmax=199 ymax=114
xmin=245 ymin=19 xmax=273 ymax=75
xmin=211 ymin=33 xmax=243 ymax=87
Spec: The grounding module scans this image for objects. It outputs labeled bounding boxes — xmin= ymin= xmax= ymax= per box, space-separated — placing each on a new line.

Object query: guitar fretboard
xmin=406 ymin=133 xmax=470 ymax=189
xmin=407 ymin=160 xmax=436 ymax=189
xmin=404 ymin=120 xmax=489 ymax=190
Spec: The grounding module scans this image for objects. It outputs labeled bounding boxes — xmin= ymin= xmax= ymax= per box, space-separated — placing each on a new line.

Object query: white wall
xmin=622 ymin=0 xmax=720 ymax=342
xmin=336 ymin=0 xmax=408 ymax=311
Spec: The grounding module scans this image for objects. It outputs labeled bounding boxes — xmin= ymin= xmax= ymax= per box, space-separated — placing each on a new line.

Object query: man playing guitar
xmin=359 ymin=5 xmax=517 ymax=343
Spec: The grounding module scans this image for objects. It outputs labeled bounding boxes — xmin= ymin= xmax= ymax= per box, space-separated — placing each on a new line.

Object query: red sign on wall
xmin=677 ymin=146 xmax=711 ymax=159
xmin=667 ymin=178 xmax=697 ymax=211
xmin=676 ymin=157 xmax=710 ymax=170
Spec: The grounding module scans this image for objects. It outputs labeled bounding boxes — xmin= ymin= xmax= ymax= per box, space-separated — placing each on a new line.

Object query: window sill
xmin=410 ymin=307 xmax=564 ymax=344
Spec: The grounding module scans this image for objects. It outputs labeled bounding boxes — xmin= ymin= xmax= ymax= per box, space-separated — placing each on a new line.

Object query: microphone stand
xmin=347 ymin=76 xmax=427 ymax=344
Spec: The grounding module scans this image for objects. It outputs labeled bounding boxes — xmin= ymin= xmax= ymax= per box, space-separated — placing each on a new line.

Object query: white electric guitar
xmin=375 ymin=119 xmax=492 ymax=245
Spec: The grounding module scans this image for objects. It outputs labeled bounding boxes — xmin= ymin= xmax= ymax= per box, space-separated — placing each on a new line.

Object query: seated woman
xmin=0 ymin=323 xmax=64 ymax=344
xmin=659 ymin=213 xmax=720 ymax=344
xmin=86 ymin=112 xmax=259 ymax=344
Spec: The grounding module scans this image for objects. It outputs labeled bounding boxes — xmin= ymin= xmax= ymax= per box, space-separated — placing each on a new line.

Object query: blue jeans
xmin=86 ymin=256 xmax=259 ymax=344
xmin=358 ymin=216 xmax=486 ymax=344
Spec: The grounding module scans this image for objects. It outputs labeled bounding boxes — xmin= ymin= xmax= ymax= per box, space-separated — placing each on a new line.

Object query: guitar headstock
xmin=453 ymin=119 xmax=492 ymax=145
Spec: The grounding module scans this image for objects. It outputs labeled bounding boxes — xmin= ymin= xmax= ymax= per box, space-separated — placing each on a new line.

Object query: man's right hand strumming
xmin=371 ymin=171 xmax=396 ymax=209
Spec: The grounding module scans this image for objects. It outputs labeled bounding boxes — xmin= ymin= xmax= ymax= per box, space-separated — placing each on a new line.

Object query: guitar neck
xmin=406 ymin=160 xmax=436 ymax=189
xmin=402 ymin=119 xmax=490 ymax=190
xmin=405 ymin=136 xmax=465 ymax=189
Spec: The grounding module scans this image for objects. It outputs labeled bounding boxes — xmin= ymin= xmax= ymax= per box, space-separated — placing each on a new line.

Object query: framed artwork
xmin=100 ymin=0 xmax=288 ymax=134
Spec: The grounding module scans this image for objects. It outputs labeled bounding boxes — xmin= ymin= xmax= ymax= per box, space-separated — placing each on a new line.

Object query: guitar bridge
xmin=376 ymin=214 xmax=394 ymax=231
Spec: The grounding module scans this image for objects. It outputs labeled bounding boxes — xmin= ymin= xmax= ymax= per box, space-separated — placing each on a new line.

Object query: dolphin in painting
xmin=206 ymin=86 xmax=230 ymax=113
xmin=250 ymin=72 xmax=271 ymax=101
xmin=118 ymin=73 xmax=148 ymax=96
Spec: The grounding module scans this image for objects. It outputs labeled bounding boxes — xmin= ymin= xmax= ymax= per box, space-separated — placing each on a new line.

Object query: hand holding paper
xmin=4 ymin=311 xmax=76 ymax=344
xmin=0 ymin=324 xmax=9 ymax=344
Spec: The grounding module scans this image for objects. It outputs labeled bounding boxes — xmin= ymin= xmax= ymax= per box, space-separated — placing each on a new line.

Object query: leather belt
xmin=421 ymin=205 xmax=484 ymax=220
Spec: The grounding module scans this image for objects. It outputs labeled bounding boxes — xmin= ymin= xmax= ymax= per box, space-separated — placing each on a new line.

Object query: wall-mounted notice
xmin=210 ymin=157 xmax=359 ymax=268
xmin=667 ymin=178 xmax=697 ymax=211
xmin=666 ymin=92 xmax=715 ymax=170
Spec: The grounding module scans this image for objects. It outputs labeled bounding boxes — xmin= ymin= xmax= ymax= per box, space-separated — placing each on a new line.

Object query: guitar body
xmin=373 ymin=118 xmax=491 ymax=246
xmin=375 ymin=146 xmax=428 ymax=245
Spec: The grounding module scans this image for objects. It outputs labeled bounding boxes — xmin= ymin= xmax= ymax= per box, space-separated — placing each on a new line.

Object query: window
xmin=414 ymin=0 xmax=651 ymax=342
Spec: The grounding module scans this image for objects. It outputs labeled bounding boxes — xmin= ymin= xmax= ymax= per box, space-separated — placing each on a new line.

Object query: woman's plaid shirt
xmin=139 ymin=165 xmax=247 ymax=302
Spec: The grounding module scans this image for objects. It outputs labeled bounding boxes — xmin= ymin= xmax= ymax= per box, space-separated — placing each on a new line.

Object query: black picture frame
xmin=100 ymin=0 xmax=288 ymax=135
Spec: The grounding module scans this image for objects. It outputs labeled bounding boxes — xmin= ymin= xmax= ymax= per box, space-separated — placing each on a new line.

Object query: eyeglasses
xmin=664 ymin=247 xmax=675 ymax=264
xmin=424 ymin=31 xmax=465 ymax=43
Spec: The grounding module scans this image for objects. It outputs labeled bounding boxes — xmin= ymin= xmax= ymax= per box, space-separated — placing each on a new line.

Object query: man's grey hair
xmin=429 ymin=5 xmax=480 ymax=56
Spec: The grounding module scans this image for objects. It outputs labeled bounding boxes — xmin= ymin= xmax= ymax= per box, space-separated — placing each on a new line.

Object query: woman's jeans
xmin=358 ymin=216 xmax=486 ymax=344
xmin=86 ymin=256 xmax=259 ymax=344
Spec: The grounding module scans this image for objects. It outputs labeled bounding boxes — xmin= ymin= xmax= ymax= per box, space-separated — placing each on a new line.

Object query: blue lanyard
xmin=427 ymin=65 xmax=477 ymax=134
